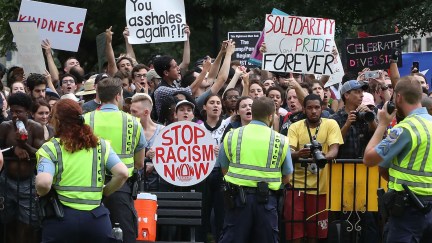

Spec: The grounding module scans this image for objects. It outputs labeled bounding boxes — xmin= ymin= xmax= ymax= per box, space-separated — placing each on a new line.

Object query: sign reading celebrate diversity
xmin=152 ymin=121 xmax=216 ymax=187
xmin=18 ymin=0 xmax=87 ymax=52
xmin=9 ymin=22 xmax=46 ymax=75
xmin=263 ymin=15 xmax=336 ymax=75
xmin=126 ymin=0 xmax=187 ymax=44
xmin=344 ymin=33 xmax=402 ymax=72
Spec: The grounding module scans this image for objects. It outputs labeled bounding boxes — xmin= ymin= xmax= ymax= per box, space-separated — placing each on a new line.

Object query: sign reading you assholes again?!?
xmin=126 ymin=0 xmax=187 ymax=44
xmin=263 ymin=14 xmax=336 ymax=75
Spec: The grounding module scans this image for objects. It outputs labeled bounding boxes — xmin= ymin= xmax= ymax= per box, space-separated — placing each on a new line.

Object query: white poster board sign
xmin=18 ymin=0 xmax=87 ymax=52
xmin=263 ymin=15 xmax=336 ymax=75
xmin=324 ymin=44 xmax=344 ymax=88
xmin=126 ymin=0 xmax=187 ymax=44
xmin=9 ymin=22 xmax=45 ymax=75
xmin=152 ymin=121 xmax=216 ymax=187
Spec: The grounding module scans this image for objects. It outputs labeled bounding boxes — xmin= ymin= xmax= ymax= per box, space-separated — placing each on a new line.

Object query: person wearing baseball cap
xmin=146 ymin=69 xmax=161 ymax=96
xmin=175 ymin=100 xmax=195 ymax=122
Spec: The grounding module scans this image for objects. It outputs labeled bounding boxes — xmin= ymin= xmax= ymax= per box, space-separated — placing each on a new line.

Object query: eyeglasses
xmin=226 ymin=95 xmax=239 ymax=100
xmin=135 ymin=74 xmax=146 ymax=78
xmin=62 ymin=79 xmax=75 ymax=84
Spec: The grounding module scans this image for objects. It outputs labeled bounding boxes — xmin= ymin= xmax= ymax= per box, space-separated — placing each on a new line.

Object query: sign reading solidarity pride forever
xmin=18 ymin=0 xmax=87 ymax=52
xmin=126 ymin=0 xmax=187 ymax=44
xmin=344 ymin=33 xmax=402 ymax=72
xmin=262 ymin=15 xmax=336 ymax=75
xmin=152 ymin=121 xmax=216 ymax=187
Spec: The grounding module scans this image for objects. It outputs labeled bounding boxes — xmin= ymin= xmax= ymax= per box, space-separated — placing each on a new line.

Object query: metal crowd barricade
xmin=281 ymin=159 xmax=387 ymax=243
xmin=0 ymin=157 xmax=40 ymax=243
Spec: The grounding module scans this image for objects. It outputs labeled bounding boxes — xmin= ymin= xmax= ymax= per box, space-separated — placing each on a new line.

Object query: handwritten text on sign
xmin=152 ymin=121 xmax=216 ymax=187
xmin=18 ymin=0 xmax=86 ymax=52
xmin=126 ymin=0 xmax=187 ymax=44
xmin=263 ymin=15 xmax=336 ymax=75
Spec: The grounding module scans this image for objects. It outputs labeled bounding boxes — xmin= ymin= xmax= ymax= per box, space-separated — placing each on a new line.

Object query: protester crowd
xmin=1 ymin=24 xmax=432 ymax=243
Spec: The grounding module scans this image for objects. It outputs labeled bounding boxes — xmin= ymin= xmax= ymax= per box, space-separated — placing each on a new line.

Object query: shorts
xmin=0 ymin=170 xmax=39 ymax=225
xmin=284 ymin=191 xmax=328 ymax=240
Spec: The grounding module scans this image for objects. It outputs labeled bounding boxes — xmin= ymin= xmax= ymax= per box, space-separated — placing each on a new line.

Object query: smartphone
xmin=364 ymin=71 xmax=380 ymax=79
xmin=412 ymin=61 xmax=420 ymax=71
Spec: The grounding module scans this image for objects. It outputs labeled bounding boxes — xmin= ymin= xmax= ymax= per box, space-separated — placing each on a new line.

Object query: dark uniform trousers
xmin=218 ymin=192 xmax=279 ymax=243
xmin=103 ymin=182 xmax=138 ymax=243
xmin=384 ymin=197 xmax=432 ymax=243
xmin=41 ymin=205 xmax=113 ymax=243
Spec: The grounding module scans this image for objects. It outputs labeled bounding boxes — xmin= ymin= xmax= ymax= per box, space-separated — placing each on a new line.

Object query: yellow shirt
xmin=288 ymin=118 xmax=343 ymax=194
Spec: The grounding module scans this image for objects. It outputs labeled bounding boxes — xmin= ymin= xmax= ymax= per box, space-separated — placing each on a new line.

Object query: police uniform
xmin=84 ymin=104 xmax=145 ymax=243
xmin=36 ymin=138 xmax=121 ymax=242
xmin=377 ymin=107 xmax=432 ymax=242
xmin=217 ymin=120 xmax=293 ymax=243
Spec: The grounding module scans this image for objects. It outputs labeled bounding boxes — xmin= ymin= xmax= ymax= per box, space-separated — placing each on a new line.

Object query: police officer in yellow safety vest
xmin=84 ymin=76 xmax=146 ymax=243
xmin=364 ymin=76 xmax=432 ymax=242
xmin=217 ymin=97 xmax=293 ymax=243
xmin=35 ymin=99 xmax=129 ymax=243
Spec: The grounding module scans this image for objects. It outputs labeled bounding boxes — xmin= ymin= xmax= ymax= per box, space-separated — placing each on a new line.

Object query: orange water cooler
xmin=134 ymin=193 xmax=157 ymax=241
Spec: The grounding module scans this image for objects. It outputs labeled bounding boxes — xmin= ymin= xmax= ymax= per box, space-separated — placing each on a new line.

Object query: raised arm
xmin=287 ymin=74 xmax=307 ymax=105
xmin=179 ymin=25 xmax=191 ymax=75
xmin=123 ymin=27 xmax=136 ymax=61
xmin=41 ymin=39 xmax=59 ymax=87
xmin=105 ymin=26 xmax=118 ymax=77
xmin=44 ymin=70 xmax=59 ymax=96
xmin=190 ymin=57 xmax=211 ymax=96
xmin=211 ymin=40 xmax=235 ymax=94
xmin=224 ymin=66 xmax=246 ymax=94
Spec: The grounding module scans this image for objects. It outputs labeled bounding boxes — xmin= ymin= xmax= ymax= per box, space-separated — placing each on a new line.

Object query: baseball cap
xmin=95 ymin=73 xmax=109 ymax=85
xmin=45 ymin=88 xmax=61 ymax=99
xmin=175 ymin=100 xmax=195 ymax=112
xmin=146 ymin=69 xmax=161 ymax=81
xmin=362 ymin=92 xmax=375 ymax=107
xmin=340 ymin=80 xmax=368 ymax=96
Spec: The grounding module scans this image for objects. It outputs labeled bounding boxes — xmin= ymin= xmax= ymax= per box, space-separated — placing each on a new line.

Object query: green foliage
xmin=0 ymin=0 xmax=430 ymax=72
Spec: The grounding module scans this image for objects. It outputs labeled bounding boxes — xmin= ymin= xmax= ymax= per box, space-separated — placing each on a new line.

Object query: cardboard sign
xmin=344 ymin=33 xmax=402 ymax=72
xmin=248 ymin=8 xmax=289 ymax=67
xmin=152 ymin=121 xmax=216 ymax=187
xmin=227 ymin=31 xmax=261 ymax=68
xmin=126 ymin=0 xmax=187 ymax=44
xmin=324 ymin=44 xmax=344 ymax=88
xmin=9 ymin=22 xmax=46 ymax=75
xmin=263 ymin=15 xmax=336 ymax=75
xmin=96 ymin=32 xmax=107 ymax=73
xmin=18 ymin=0 xmax=87 ymax=52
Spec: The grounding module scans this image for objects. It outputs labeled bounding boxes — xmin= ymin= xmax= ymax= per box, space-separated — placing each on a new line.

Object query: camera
xmin=387 ymin=101 xmax=396 ymax=114
xmin=356 ymin=111 xmax=375 ymax=122
xmin=304 ymin=140 xmax=327 ymax=168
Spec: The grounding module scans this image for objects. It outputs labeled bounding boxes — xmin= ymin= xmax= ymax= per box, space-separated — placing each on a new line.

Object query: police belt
xmin=228 ymin=183 xmax=277 ymax=195
xmin=105 ymin=175 xmax=135 ymax=186
xmin=394 ymin=191 xmax=432 ymax=201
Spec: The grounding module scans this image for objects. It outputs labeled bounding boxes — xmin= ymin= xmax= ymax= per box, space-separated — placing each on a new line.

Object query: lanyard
xmin=305 ymin=119 xmax=321 ymax=141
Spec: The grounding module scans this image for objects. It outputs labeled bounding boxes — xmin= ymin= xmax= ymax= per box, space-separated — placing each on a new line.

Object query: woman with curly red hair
xmin=35 ymin=99 xmax=128 ymax=242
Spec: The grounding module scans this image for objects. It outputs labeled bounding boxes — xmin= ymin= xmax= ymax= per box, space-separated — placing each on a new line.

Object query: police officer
xmin=84 ymin=77 xmax=146 ymax=243
xmin=217 ymin=96 xmax=293 ymax=243
xmin=35 ymin=99 xmax=129 ymax=242
xmin=364 ymin=76 xmax=432 ymax=242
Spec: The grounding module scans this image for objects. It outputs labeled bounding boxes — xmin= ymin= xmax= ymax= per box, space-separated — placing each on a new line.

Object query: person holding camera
xmin=364 ymin=76 xmax=432 ymax=242
xmin=330 ymin=80 xmax=377 ymax=159
xmin=284 ymin=94 xmax=343 ymax=242
xmin=217 ymin=97 xmax=293 ymax=243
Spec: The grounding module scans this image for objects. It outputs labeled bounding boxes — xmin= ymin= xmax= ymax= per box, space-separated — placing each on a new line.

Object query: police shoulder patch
xmin=386 ymin=127 xmax=403 ymax=144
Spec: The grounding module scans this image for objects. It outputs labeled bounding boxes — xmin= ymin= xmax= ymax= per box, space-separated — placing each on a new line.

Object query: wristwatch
xmin=381 ymin=84 xmax=389 ymax=91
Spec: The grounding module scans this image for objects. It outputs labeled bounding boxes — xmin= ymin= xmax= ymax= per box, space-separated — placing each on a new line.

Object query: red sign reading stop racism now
xmin=152 ymin=121 xmax=216 ymax=187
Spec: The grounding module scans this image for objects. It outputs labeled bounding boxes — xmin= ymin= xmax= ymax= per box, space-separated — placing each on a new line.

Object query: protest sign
xmin=227 ymin=31 xmax=261 ymax=68
xmin=324 ymin=44 xmax=344 ymax=88
xmin=344 ymin=33 xmax=402 ymax=72
xmin=9 ymin=22 xmax=45 ymax=75
xmin=399 ymin=52 xmax=432 ymax=90
xmin=126 ymin=0 xmax=187 ymax=44
xmin=18 ymin=0 xmax=87 ymax=52
xmin=152 ymin=121 xmax=216 ymax=187
xmin=249 ymin=8 xmax=289 ymax=67
xmin=96 ymin=32 xmax=107 ymax=73
xmin=262 ymin=15 xmax=336 ymax=75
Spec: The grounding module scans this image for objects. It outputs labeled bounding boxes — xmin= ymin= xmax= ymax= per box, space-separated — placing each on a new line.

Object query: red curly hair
xmin=52 ymin=99 xmax=98 ymax=153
